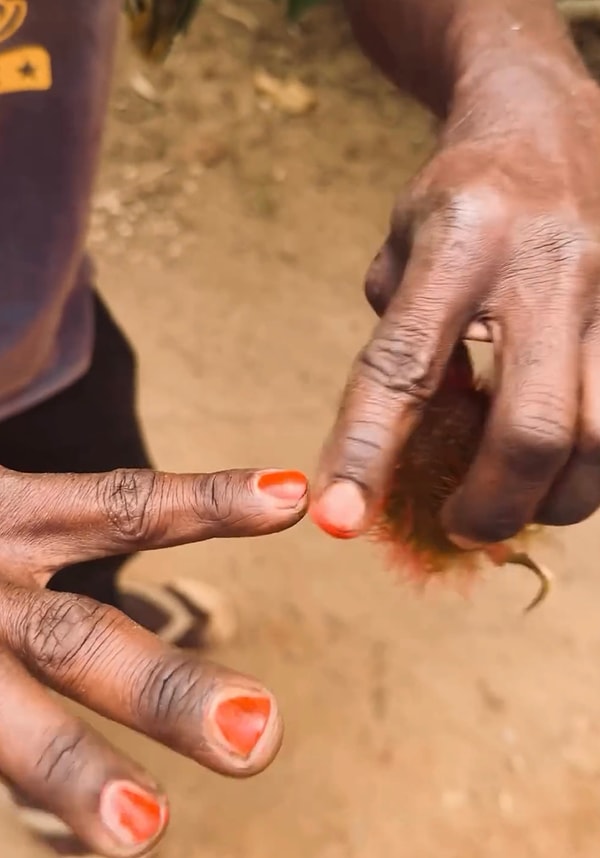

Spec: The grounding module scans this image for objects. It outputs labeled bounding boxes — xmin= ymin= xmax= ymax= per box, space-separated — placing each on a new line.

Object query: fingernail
xmin=100 ymin=781 xmax=167 ymax=848
xmin=257 ymin=470 xmax=308 ymax=503
xmin=310 ymin=481 xmax=366 ymax=539
xmin=447 ymin=533 xmax=484 ymax=551
xmin=214 ymin=694 xmax=272 ymax=757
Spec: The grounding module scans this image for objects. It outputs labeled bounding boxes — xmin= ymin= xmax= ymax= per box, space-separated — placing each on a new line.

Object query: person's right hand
xmin=0 ymin=464 xmax=307 ymax=857
xmin=311 ymin=6 xmax=600 ymax=551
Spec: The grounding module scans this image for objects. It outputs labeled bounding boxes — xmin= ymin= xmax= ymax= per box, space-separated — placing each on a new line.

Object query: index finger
xmin=311 ymin=232 xmax=483 ymax=538
xmin=3 ymin=467 xmax=308 ymax=575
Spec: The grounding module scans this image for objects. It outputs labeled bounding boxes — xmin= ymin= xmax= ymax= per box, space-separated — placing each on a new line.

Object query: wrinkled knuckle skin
xmin=133 ymin=655 xmax=216 ymax=744
xmin=192 ymin=471 xmax=245 ymax=530
xmin=432 ymin=188 xmax=509 ymax=267
xmin=416 ymin=182 xmax=504 ymax=233
xmin=358 ymin=326 xmax=437 ymax=402
xmin=34 ymin=724 xmax=92 ymax=792
xmin=330 ymin=419 xmax=384 ymax=489
xmin=439 ymin=191 xmax=482 ymax=232
xmin=98 ymin=468 xmax=158 ymax=544
xmin=517 ymin=216 xmax=586 ymax=268
xmin=498 ymin=416 xmax=572 ymax=486
xmin=24 ymin=593 xmax=116 ymax=677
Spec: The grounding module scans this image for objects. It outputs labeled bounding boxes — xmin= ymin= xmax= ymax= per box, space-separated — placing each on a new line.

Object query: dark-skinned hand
xmin=312 ymin=7 xmax=600 ymax=548
xmin=0 ymin=464 xmax=307 ymax=856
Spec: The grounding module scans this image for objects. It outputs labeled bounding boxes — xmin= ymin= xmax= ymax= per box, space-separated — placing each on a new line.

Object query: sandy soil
xmin=7 ymin=3 xmax=600 ymax=856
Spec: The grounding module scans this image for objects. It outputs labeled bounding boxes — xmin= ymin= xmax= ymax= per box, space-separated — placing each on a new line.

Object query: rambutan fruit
xmin=368 ymin=346 xmax=551 ymax=612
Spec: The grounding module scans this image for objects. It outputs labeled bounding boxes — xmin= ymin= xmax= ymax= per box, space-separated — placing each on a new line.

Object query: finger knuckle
xmin=517 ymin=216 xmax=586 ymax=267
xmin=439 ymin=189 xmax=489 ymax=232
xmin=331 ymin=419 xmax=384 ymax=486
xmin=24 ymin=593 xmax=116 ymax=676
xmin=35 ymin=723 xmax=90 ymax=787
xmin=192 ymin=471 xmax=238 ymax=526
xmin=98 ymin=468 xmax=158 ymax=544
xmin=358 ymin=325 xmax=438 ymax=402
xmin=499 ymin=413 xmax=571 ymax=485
xmin=133 ymin=654 xmax=214 ymax=733
xmin=422 ymin=179 xmax=506 ymax=232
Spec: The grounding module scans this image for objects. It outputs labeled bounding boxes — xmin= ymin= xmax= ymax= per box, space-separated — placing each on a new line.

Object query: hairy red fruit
xmin=368 ymin=346 xmax=547 ymax=608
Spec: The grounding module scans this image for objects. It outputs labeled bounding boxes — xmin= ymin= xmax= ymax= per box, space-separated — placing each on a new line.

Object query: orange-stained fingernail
xmin=100 ymin=781 xmax=167 ymax=848
xmin=257 ymin=470 xmax=308 ymax=503
xmin=214 ymin=695 xmax=272 ymax=757
xmin=310 ymin=481 xmax=366 ymax=539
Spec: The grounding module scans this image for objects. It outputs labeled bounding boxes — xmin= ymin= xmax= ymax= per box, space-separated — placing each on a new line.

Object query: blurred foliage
xmin=285 ymin=0 xmax=327 ymax=19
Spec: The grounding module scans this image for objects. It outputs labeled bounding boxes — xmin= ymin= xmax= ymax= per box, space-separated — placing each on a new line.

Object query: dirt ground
xmin=8 ymin=3 xmax=600 ymax=857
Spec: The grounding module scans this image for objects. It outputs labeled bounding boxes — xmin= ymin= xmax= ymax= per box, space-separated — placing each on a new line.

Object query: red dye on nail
xmin=215 ymin=695 xmax=271 ymax=757
xmin=104 ymin=783 xmax=165 ymax=846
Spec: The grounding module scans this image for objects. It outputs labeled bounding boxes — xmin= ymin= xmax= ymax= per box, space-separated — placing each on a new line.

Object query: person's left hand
xmin=0 ymin=463 xmax=307 ymax=857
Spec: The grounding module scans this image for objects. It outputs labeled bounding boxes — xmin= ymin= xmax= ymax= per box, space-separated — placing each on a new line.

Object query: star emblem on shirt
xmin=18 ymin=58 xmax=35 ymax=77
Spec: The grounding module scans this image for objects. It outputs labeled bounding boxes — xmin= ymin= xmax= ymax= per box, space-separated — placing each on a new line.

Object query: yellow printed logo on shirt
xmin=0 ymin=1 xmax=52 ymax=93
xmin=0 ymin=1 xmax=28 ymax=43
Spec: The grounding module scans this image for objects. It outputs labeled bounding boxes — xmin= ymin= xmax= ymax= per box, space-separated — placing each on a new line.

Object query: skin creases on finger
xmin=0 ymin=640 xmax=168 ymax=858
xmin=310 ymin=341 xmax=476 ymax=542
xmin=442 ymin=301 xmax=580 ymax=545
xmin=1 ymin=587 xmax=283 ymax=779
xmin=0 ymin=467 xmax=308 ymax=579
xmin=312 ymin=222 xmax=489 ymax=538
xmin=535 ymin=319 xmax=600 ymax=526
